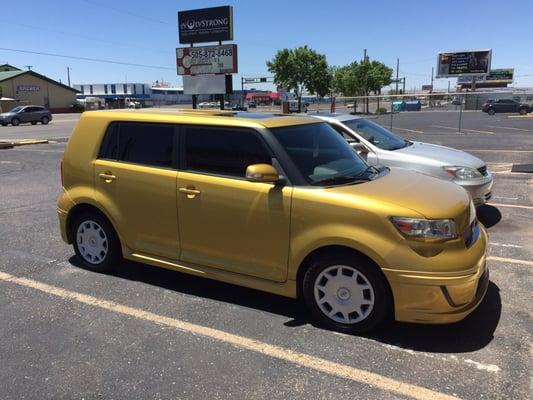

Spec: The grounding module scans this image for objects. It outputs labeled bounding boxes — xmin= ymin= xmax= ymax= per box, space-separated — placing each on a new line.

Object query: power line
xmin=79 ymin=0 xmax=173 ymax=25
xmin=0 ymin=47 xmax=175 ymax=70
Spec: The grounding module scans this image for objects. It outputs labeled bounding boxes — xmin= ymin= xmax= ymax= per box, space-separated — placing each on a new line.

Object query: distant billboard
xmin=436 ymin=50 xmax=491 ymax=78
xmin=178 ymin=6 xmax=233 ymax=44
xmin=457 ymin=68 xmax=514 ymax=84
xmin=421 ymin=85 xmax=433 ymax=91
xmin=176 ymin=44 xmax=237 ymax=75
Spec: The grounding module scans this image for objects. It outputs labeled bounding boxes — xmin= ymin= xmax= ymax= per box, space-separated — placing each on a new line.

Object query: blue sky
xmin=2 ymin=0 xmax=533 ymax=91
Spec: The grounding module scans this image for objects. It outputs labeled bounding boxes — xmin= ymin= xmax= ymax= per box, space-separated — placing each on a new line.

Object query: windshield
xmin=271 ymin=122 xmax=370 ymax=185
xmin=8 ymin=106 xmax=23 ymax=113
xmin=342 ymin=118 xmax=409 ymax=151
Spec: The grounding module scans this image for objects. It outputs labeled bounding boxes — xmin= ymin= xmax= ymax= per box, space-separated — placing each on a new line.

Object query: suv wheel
xmin=302 ymin=253 xmax=390 ymax=334
xmin=519 ymin=108 xmax=527 ymax=115
xmin=31 ymin=121 xmax=37 ymax=125
xmin=41 ymin=116 xmax=50 ymax=124
xmin=11 ymin=118 xmax=20 ymax=126
xmin=72 ymin=212 xmax=121 ymax=272
xmin=487 ymin=108 xmax=495 ymax=116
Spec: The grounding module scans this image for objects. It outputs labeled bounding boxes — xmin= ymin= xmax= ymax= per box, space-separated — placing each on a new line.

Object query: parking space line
xmin=0 ymin=270 xmax=460 ymax=400
xmin=487 ymin=256 xmax=533 ymax=267
xmin=489 ymin=202 xmax=533 ymax=210
xmin=461 ymin=129 xmax=494 ymax=135
xmin=393 ymin=127 xmax=424 ymax=134
xmin=12 ymin=149 xmax=64 ymax=153
xmin=430 ymin=125 xmax=457 ymax=130
xmin=464 ymin=149 xmax=533 ymax=153
xmin=486 ymin=125 xmax=531 ymax=132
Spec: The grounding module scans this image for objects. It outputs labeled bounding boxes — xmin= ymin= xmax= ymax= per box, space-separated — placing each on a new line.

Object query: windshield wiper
xmin=310 ymin=175 xmax=372 ymax=186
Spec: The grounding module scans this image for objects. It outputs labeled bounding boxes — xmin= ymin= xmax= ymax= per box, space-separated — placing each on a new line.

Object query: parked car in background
xmin=247 ymin=101 xmax=257 ymax=108
xmin=313 ymin=113 xmax=493 ymax=206
xmin=451 ymin=96 xmax=462 ymax=106
xmin=231 ymin=104 xmax=248 ymax=111
xmin=58 ymin=110 xmax=488 ymax=334
xmin=0 ymin=105 xmax=52 ymax=126
xmin=482 ymin=99 xmax=530 ymax=115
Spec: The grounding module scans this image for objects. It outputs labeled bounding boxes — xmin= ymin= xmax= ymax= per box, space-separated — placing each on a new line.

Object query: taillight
xmin=60 ymin=160 xmax=64 ymax=186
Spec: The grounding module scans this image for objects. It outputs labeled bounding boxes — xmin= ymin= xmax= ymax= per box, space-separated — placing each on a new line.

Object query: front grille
xmin=477 ymin=165 xmax=487 ymax=176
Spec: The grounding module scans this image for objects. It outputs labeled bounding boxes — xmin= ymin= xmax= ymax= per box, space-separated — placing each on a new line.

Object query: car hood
xmin=395 ymin=141 xmax=485 ymax=168
xmin=327 ymin=168 xmax=472 ymax=231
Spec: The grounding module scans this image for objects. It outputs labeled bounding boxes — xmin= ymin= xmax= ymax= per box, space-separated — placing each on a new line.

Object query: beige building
xmin=0 ymin=64 xmax=78 ymax=112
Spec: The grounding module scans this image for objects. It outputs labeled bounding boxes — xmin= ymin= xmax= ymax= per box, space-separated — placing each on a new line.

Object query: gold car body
xmin=58 ymin=109 xmax=488 ymax=324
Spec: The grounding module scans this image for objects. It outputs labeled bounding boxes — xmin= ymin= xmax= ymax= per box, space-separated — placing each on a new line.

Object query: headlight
xmin=443 ymin=166 xmax=482 ymax=180
xmin=391 ymin=217 xmax=457 ymax=240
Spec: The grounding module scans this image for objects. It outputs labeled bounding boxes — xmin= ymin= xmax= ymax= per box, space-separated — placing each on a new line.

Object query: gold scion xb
xmin=57 ymin=110 xmax=489 ymax=333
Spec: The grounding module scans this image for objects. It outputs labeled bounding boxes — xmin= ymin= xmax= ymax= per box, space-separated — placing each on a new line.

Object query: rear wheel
xmin=71 ymin=212 xmax=121 ymax=272
xmin=302 ymin=253 xmax=390 ymax=334
xmin=31 ymin=121 xmax=37 ymax=125
xmin=41 ymin=116 xmax=50 ymax=124
xmin=11 ymin=118 xmax=20 ymax=126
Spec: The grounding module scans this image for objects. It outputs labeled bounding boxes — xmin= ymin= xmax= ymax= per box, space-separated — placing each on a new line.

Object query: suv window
xmin=98 ymin=123 xmax=175 ymax=168
xmin=184 ymin=126 xmax=271 ymax=178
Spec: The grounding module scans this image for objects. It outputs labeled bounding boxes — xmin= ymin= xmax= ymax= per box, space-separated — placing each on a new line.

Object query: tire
xmin=41 ymin=116 xmax=50 ymax=124
xmin=487 ymin=108 xmax=495 ymax=116
xmin=519 ymin=108 xmax=527 ymax=115
xmin=31 ymin=121 xmax=37 ymax=125
xmin=302 ymin=252 xmax=390 ymax=334
xmin=11 ymin=118 xmax=20 ymax=126
xmin=71 ymin=211 xmax=122 ymax=272
xmin=1 ymin=123 xmax=7 ymax=127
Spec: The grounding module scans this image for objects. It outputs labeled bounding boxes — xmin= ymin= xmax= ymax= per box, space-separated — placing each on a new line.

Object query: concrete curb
xmin=0 ymin=139 xmax=49 ymax=149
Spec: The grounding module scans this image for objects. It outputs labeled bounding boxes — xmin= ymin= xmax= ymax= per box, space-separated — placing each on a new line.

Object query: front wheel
xmin=519 ymin=108 xmax=527 ymax=115
xmin=71 ymin=212 xmax=121 ymax=272
xmin=487 ymin=108 xmax=495 ymax=116
xmin=302 ymin=253 xmax=390 ymax=334
xmin=11 ymin=118 xmax=20 ymax=126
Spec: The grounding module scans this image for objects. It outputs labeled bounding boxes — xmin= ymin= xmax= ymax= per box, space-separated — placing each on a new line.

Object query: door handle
xmin=179 ymin=187 xmax=201 ymax=195
xmin=98 ymin=172 xmax=116 ymax=182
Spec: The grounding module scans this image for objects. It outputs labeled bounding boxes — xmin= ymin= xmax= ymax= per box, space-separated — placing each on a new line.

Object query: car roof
xmin=81 ymin=109 xmax=321 ymax=129
xmin=309 ymin=112 xmax=362 ymax=122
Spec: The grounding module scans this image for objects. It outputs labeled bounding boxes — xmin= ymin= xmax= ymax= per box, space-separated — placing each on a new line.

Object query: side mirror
xmin=350 ymin=142 xmax=369 ymax=158
xmin=245 ymin=164 xmax=279 ymax=183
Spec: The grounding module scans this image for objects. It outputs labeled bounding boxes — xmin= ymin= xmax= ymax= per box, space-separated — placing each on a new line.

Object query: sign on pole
xmin=178 ymin=6 xmax=233 ymax=44
xmin=183 ymin=75 xmax=230 ymax=95
xmin=436 ymin=49 xmax=492 ymax=78
xmin=457 ymin=68 xmax=514 ymax=84
xmin=176 ymin=44 xmax=237 ymax=75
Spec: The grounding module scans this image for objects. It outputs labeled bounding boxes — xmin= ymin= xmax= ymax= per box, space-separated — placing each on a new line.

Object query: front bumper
xmin=456 ymin=173 xmax=494 ymax=206
xmin=383 ymin=225 xmax=489 ymax=324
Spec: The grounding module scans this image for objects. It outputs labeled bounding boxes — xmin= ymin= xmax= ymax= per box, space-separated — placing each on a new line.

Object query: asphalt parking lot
xmin=0 ymin=111 xmax=531 ymax=399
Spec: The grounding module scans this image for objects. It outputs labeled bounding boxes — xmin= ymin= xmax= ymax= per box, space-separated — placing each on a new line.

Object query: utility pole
xmin=363 ymin=49 xmax=367 ymax=62
xmin=25 ymin=65 xmax=33 ymax=71
xmin=395 ymin=58 xmax=399 ymax=94
xmin=67 ymin=67 xmax=71 ymax=87
xmin=430 ymin=67 xmax=434 ymax=90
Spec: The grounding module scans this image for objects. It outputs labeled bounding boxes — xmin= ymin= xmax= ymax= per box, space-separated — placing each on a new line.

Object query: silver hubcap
xmin=76 ymin=220 xmax=108 ymax=264
xmin=314 ymin=265 xmax=375 ymax=324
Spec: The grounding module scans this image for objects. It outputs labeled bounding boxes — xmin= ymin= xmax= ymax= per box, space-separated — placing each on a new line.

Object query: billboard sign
xmin=183 ymin=74 xmax=230 ymax=95
xmin=421 ymin=85 xmax=433 ymax=91
xmin=176 ymin=44 xmax=237 ymax=75
xmin=436 ymin=49 xmax=491 ymax=78
xmin=178 ymin=6 xmax=233 ymax=44
xmin=457 ymin=68 xmax=514 ymax=84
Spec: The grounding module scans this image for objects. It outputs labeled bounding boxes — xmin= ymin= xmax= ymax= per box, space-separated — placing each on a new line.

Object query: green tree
xmin=332 ymin=59 xmax=393 ymax=113
xmin=267 ymin=46 xmax=331 ymax=111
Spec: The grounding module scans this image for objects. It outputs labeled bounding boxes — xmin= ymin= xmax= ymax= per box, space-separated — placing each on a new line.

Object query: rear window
xmin=98 ymin=122 xmax=175 ymax=168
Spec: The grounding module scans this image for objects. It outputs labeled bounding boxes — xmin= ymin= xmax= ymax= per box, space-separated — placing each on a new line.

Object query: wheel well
xmin=295 ymin=245 xmax=394 ymax=312
xmin=66 ymin=204 xmax=115 ymax=243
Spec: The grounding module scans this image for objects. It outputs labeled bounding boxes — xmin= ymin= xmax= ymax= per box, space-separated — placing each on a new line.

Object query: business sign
xmin=457 ymin=68 xmax=514 ymax=84
xmin=16 ymin=85 xmax=40 ymax=93
xmin=176 ymin=44 xmax=237 ymax=75
xmin=183 ymin=74 xmax=231 ymax=95
xmin=436 ymin=49 xmax=491 ymax=78
xmin=178 ymin=6 xmax=233 ymax=44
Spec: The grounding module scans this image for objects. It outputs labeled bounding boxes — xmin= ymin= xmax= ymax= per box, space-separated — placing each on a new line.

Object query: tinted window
xmin=271 ymin=122 xmax=368 ymax=184
xmin=98 ymin=123 xmax=174 ymax=168
xmin=184 ymin=127 xmax=271 ymax=177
